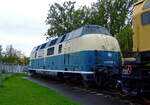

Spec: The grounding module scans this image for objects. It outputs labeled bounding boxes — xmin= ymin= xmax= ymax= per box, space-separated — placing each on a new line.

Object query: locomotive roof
xmin=134 ymin=0 xmax=144 ymax=6
xmin=33 ymin=25 xmax=110 ymax=51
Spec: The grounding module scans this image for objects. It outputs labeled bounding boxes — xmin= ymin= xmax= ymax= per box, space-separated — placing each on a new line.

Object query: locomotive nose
xmin=102 ymin=35 xmax=119 ymax=51
xmin=94 ymin=35 xmax=121 ymax=67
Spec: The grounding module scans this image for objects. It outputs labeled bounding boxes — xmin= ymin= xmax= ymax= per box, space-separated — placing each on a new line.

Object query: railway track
xmin=65 ymin=84 xmax=145 ymax=105
xmin=31 ymin=75 xmax=147 ymax=105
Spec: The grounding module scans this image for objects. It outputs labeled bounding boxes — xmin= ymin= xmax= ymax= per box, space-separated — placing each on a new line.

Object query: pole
xmin=0 ymin=61 xmax=2 ymax=86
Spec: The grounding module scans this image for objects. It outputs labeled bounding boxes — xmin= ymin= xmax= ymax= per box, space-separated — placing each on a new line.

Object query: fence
xmin=1 ymin=64 xmax=28 ymax=73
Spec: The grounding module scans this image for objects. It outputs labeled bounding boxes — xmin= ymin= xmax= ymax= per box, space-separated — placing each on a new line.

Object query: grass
xmin=0 ymin=74 xmax=81 ymax=105
xmin=2 ymin=73 xmax=13 ymax=81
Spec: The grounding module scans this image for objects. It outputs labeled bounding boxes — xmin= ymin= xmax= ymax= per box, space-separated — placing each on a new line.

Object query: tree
xmin=90 ymin=0 xmax=138 ymax=36
xmin=46 ymin=1 xmax=90 ymax=38
xmin=4 ymin=45 xmax=18 ymax=64
xmin=18 ymin=57 xmax=29 ymax=65
xmin=0 ymin=45 xmax=28 ymax=65
xmin=116 ymin=24 xmax=133 ymax=52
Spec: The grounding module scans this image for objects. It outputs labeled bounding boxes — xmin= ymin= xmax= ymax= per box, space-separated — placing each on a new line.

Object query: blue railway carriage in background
xmin=28 ymin=25 xmax=122 ymax=87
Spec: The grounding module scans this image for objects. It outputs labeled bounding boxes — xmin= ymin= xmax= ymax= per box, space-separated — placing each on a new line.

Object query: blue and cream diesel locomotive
xmin=28 ymin=25 xmax=122 ymax=87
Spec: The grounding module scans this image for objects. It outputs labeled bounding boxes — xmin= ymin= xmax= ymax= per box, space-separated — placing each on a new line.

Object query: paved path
xmin=23 ymin=77 xmax=132 ymax=105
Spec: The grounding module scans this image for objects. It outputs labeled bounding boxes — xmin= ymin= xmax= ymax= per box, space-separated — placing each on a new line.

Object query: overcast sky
xmin=0 ymin=0 xmax=97 ymax=57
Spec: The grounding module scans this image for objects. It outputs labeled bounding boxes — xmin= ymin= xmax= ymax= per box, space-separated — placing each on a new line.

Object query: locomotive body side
xmin=28 ymin=25 xmax=122 ymax=87
xmin=42 ymin=34 xmax=121 ymax=72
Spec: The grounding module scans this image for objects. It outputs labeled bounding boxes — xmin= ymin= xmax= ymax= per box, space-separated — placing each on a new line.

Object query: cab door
xmin=64 ymin=42 xmax=71 ymax=68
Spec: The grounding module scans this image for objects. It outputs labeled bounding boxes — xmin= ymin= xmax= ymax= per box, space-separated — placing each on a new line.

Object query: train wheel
xmin=82 ymin=80 xmax=91 ymax=88
xmin=141 ymin=88 xmax=150 ymax=103
xmin=57 ymin=72 xmax=64 ymax=81
xmin=118 ymin=80 xmax=128 ymax=97
xmin=119 ymin=89 xmax=128 ymax=97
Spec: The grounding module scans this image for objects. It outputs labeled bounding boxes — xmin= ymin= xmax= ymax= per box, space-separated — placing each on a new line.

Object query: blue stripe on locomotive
xmin=29 ymin=50 xmax=121 ymax=72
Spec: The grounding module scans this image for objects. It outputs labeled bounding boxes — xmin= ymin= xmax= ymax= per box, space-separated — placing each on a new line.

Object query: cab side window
xmin=47 ymin=47 xmax=54 ymax=55
xmin=58 ymin=44 xmax=62 ymax=54
xmin=142 ymin=12 xmax=150 ymax=25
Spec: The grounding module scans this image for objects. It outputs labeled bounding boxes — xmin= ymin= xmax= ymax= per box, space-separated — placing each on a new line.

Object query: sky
xmin=0 ymin=0 xmax=97 ymax=57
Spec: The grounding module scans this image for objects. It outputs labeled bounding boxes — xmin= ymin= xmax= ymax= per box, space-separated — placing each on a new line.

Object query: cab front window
xmin=84 ymin=26 xmax=111 ymax=35
xmin=143 ymin=0 xmax=150 ymax=10
xmin=84 ymin=27 xmax=100 ymax=34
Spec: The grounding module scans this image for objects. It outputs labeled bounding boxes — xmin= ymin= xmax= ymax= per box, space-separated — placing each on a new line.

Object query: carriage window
xmin=47 ymin=47 xmax=54 ymax=55
xmin=60 ymin=35 xmax=66 ymax=43
xmin=36 ymin=46 xmax=40 ymax=51
xmin=49 ymin=38 xmax=58 ymax=46
xmin=56 ymin=36 xmax=62 ymax=44
xmin=142 ymin=12 xmax=150 ymax=25
xmin=40 ymin=43 xmax=47 ymax=49
xmin=58 ymin=44 xmax=62 ymax=53
xmin=143 ymin=0 xmax=150 ymax=10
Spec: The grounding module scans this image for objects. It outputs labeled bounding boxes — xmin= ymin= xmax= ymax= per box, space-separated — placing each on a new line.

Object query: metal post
xmin=0 ymin=61 xmax=2 ymax=86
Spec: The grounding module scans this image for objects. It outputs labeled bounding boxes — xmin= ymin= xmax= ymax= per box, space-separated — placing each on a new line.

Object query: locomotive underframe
xmin=28 ymin=65 xmax=121 ymax=88
xmin=120 ymin=64 xmax=150 ymax=101
xmin=92 ymin=66 xmax=121 ymax=87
